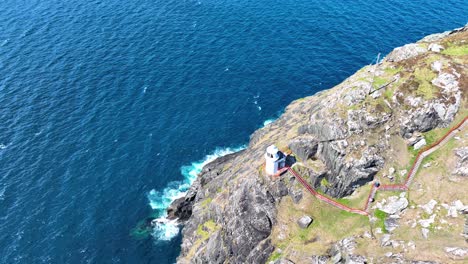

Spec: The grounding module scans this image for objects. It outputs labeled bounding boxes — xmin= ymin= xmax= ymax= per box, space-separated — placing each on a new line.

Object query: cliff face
xmin=171 ymin=26 xmax=468 ymax=263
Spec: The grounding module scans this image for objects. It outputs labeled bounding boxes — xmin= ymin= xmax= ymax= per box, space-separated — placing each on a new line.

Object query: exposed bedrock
xmin=171 ymin=25 xmax=467 ymax=263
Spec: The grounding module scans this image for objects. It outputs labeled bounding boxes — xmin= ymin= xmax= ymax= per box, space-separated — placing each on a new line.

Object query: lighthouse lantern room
xmin=265 ymin=144 xmax=286 ymax=175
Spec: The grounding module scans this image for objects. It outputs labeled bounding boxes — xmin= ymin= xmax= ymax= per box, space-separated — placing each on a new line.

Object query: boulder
xmin=453 ymin=147 xmax=468 ymax=176
xmin=431 ymin=61 xmax=443 ymax=72
xmin=297 ymin=215 xmax=313 ymax=229
xmin=385 ymin=44 xmax=427 ymax=62
xmin=381 ymin=234 xmax=392 ymax=247
xmin=418 ymin=214 xmax=436 ymax=228
xmin=414 ymin=138 xmax=427 ymax=150
xmin=381 ymin=196 xmax=409 ymax=215
xmin=421 ymin=228 xmax=429 ymax=239
xmin=428 ymin=43 xmax=444 ymax=52
xmin=445 ymin=247 xmax=468 ymax=258
xmin=453 ymin=200 xmax=464 ymax=211
xmin=432 ymin=72 xmax=459 ymax=93
xmin=384 ymin=216 xmax=400 ymax=232
xmin=420 ymin=199 xmax=438 ymax=214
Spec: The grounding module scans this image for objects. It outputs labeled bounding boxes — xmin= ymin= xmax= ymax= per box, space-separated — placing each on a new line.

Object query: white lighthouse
xmin=265 ymin=145 xmax=286 ymax=175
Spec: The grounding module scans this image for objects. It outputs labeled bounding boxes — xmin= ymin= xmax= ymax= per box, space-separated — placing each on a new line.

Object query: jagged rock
xmin=289 ymin=137 xmax=318 ymax=161
xmin=428 ymin=43 xmax=444 ymax=52
xmin=463 ymin=215 xmax=468 ymax=239
xmin=414 ymin=138 xmax=427 ymax=150
xmin=418 ymin=214 xmax=436 ymax=228
xmin=453 ymin=147 xmax=468 ymax=176
xmin=288 ymin=181 xmax=303 ymax=204
xmin=381 ymin=234 xmax=392 ymax=247
xmin=363 ymin=231 xmax=372 ymax=238
xmin=309 ymin=256 xmax=329 ymax=264
xmin=167 ymin=197 xmax=194 ymax=221
xmin=318 ymin=143 xmax=384 ymax=197
xmin=447 ymin=206 xmax=458 ymax=218
xmin=346 ymin=255 xmax=367 ymax=264
xmin=408 ymin=135 xmax=423 ymax=146
xmin=327 ymin=237 xmax=366 ymax=264
xmin=381 ymin=196 xmax=409 ymax=215
xmin=420 ymin=199 xmax=438 ymax=214
xmin=385 ymin=43 xmax=427 ymax=62
xmin=175 ymin=26 xmax=468 ymax=263
xmin=444 ymin=247 xmax=468 ymax=258
xmin=452 ymin=200 xmax=464 ymax=211
xmin=400 ymin=107 xmax=441 ymax=137
xmin=297 ymin=216 xmax=313 ymax=229
xmin=431 ymin=61 xmax=443 ymax=72
xmin=432 ymin=72 xmax=459 ymax=93
xmin=444 ymin=200 xmax=466 ymax=218
xmin=421 ymin=228 xmax=429 ymax=239
xmin=245 ymin=238 xmax=275 ymax=264
xmin=202 ymin=231 xmax=227 ymax=263
xmin=385 ymin=216 xmax=400 ymax=233
xmin=419 ymin=29 xmax=452 ymax=42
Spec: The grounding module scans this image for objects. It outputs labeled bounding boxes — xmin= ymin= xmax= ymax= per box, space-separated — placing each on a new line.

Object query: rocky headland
xmin=168 ymin=26 xmax=468 ymax=263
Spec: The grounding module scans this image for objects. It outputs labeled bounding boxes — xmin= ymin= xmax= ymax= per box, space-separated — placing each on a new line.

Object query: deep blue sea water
xmin=0 ymin=0 xmax=466 ymax=263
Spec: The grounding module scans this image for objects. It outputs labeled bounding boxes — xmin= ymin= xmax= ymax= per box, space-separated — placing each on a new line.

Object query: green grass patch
xmin=423 ymin=130 xmax=440 ymax=146
xmin=267 ymin=251 xmax=282 ymax=262
xmin=196 ymin=219 xmax=219 ymax=240
xmin=383 ymin=87 xmax=394 ymax=100
xmin=373 ymin=76 xmax=388 ymax=88
xmin=441 ymin=44 xmax=468 ymax=56
xmin=421 ymin=138 xmax=457 ymax=165
xmin=320 ymin=178 xmax=330 ymax=187
xmin=414 ymin=67 xmax=437 ymax=100
xmin=416 ymin=82 xmax=435 ymax=99
xmin=336 ymin=184 xmax=372 ymax=208
xmin=308 ymin=204 xmax=368 ymax=238
xmin=298 ymin=226 xmax=312 ymax=241
xmin=384 ymin=66 xmax=403 ymax=75
xmin=424 ymin=54 xmax=442 ymax=64
xmin=374 ymin=209 xmax=388 ymax=233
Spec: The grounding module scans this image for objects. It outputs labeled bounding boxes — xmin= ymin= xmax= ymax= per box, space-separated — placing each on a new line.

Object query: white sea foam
xmin=148 ymin=145 xmax=246 ymax=240
xmin=262 ymin=119 xmax=274 ymax=127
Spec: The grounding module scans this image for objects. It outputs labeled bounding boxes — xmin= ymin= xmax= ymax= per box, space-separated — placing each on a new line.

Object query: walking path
xmin=286 ymin=116 xmax=467 ymax=216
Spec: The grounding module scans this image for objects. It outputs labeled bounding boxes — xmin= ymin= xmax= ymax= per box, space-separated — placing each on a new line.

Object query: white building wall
xmin=265 ymin=159 xmax=278 ymax=175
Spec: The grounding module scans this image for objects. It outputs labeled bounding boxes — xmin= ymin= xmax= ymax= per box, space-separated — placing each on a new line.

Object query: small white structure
xmin=265 ymin=145 xmax=286 ymax=175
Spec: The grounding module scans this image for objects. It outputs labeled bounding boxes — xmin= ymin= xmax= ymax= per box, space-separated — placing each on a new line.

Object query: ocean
xmin=0 ymin=0 xmax=466 ymax=263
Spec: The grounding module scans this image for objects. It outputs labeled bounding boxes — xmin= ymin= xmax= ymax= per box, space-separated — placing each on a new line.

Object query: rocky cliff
xmin=169 ymin=26 xmax=468 ymax=263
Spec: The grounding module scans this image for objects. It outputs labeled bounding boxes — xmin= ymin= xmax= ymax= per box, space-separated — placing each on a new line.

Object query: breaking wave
xmin=262 ymin=119 xmax=274 ymax=127
xmin=147 ymin=145 xmax=246 ymax=240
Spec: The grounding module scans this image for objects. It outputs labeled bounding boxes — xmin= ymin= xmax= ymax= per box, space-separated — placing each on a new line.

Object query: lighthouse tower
xmin=265 ymin=145 xmax=286 ymax=175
